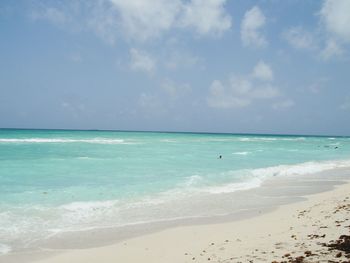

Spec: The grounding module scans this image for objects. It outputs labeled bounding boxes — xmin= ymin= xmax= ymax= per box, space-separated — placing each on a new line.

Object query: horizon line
xmin=0 ymin=127 xmax=349 ymax=138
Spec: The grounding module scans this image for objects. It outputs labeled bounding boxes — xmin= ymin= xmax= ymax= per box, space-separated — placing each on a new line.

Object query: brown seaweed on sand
xmin=324 ymin=235 xmax=350 ymax=255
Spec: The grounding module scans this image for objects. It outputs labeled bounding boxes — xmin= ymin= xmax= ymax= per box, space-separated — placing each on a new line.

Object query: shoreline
xmin=2 ymin=167 xmax=350 ymax=263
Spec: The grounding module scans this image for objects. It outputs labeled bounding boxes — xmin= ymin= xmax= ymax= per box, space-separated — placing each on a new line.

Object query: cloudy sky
xmin=1 ymin=0 xmax=350 ymax=135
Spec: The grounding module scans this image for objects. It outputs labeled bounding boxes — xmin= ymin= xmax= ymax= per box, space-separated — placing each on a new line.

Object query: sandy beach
xmin=2 ymin=0 xmax=350 ymax=261
xmin=2 ymin=169 xmax=349 ymax=263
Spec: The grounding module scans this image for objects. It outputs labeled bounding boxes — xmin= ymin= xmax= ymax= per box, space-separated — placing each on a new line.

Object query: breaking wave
xmin=232 ymin=151 xmax=250 ymax=155
xmin=0 ymin=138 xmax=134 ymax=144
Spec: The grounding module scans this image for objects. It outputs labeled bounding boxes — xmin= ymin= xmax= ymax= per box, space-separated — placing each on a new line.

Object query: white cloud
xmin=317 ymin=0 xmax=350 ymax=59
xmin=272 ymin=99 xmax=295 ymax=110
xmin=111 ymin=0 xmax=231 ymax=40
xmin=32 ymin=0 xmax=232 ymax=43
xmin=164 ymin=50 xmax=202 ymax=70
xmin=283 ymin=27 xmax=317 ymax=50
xmin=180 ymin=0 xmax=231 ymax=36
xmin=207 ymin=61 xmax=281 ymax=109
xmin=283 ymin=1 xmax=350 ymax=59
xmin=250 ymin=84 xmax=280 ymax=99
xmin=241 ymin=6 xmax=267 ymax=48
xmin=207 ymin=80 xmax=251 ymax=108
xmin=160 ymin=79 xmax=192 ymax=98
xmin=31 ymin=1 xmax=120 ymax=45
xmin=109 ymin=0 xmax=181 ymax=41
xmin=129 ymin=48 xmax=156 ymax=74
xmin=321 ymin=38 xmax=344 ymax=60
xmin=87 ymin=1 xmax=120 ymax=45
xmin=320 ymin=0 xmax=350 ymax=43
xmin=252 ymin=60 xmax=274 ymax=81
xmin=228 ymin=76 xmax=252 ymax=95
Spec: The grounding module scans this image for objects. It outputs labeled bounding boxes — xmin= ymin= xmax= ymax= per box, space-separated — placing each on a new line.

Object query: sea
xmin=0 ymin=129 xmax=350 ymax=255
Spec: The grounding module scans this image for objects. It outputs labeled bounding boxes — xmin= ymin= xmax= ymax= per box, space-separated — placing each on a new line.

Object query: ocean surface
xmin=0 ymin=129 xmax=350 ymax=255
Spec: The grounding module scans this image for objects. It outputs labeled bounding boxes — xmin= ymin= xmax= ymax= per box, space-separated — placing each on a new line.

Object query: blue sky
xmin=0 ymin=0 xmax=350 ymax=135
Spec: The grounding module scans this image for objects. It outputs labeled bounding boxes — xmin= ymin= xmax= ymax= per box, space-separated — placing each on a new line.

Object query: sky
xmin=0 ymin=0 xmax=350 ymax=136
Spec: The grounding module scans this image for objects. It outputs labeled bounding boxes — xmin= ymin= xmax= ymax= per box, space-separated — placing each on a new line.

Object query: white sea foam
xmin=182 ymin=175 xmax=203 ymax=187
xmin=239 ymin=137 xmax=306 ymax=142
xmin=0 ymin=138 xmax=132 ymax=144
xmin=124 ymin=196 xmax=169 ymax=208
xmin=160 ymin=139 xmax=177 ymax=143
xmin=251 ymin=159 xmax=350 ymax=178
xmin=199 ymin=138 xmax=236 ymax=142
xmin=202 ymin=159 xmax=350 ymax=194
xmin=0 ymin=243 xmax=11 ymax=255
xmin=61 ymin=200 xmax=118 ymax=212
xmin=232 ymin=151 xmax=250 ymax=155
xmin=58 ymin=200 xmax=119 ymax=224
xmin=0 ymin=200 xmax=121 ymax=247
xmin=205 ymin=178 xmax=262 ymax=194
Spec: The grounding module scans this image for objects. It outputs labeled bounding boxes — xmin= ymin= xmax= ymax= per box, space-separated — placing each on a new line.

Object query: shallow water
xmin=0 ymin=129 xmax=350 ymax=254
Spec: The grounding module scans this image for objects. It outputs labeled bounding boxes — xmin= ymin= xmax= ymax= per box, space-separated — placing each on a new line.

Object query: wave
xmin=61 ymin=200 xmax=119 ymax=212
xmin=0 ymin=138 xmax=133 ymax=144
xmin=58 ymin=200 xmax=120 ymax=227
xmin=239 ymin=137 xmax=306 ymax=142
xmin=181 ymin=175 xmax=203 ymax=187
xmin=251 ymin=159 xmax=350 ymax=178
xmin=204 ymin=178 xmax=262 ymax=194
xmin=160 ymin=139 xmax=177 ymax=143
xmin=232 ymin=151 xmax=250 ymax=155
xmin=116 ymin=159 xmax=350 ymax=205
xmin=201 ymin=159 xmax=350 ymax=195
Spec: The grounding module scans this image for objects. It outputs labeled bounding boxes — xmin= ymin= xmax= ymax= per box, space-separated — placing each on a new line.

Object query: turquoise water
xmin=1 ymin=129 xmax=350 ymax=254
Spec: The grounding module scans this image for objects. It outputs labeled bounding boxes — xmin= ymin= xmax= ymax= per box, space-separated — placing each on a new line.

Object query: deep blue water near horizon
xmin=1 ymin=129 xmax=350 ymax=254
xmin=2 ymin=127 xmax=349 ymax=138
